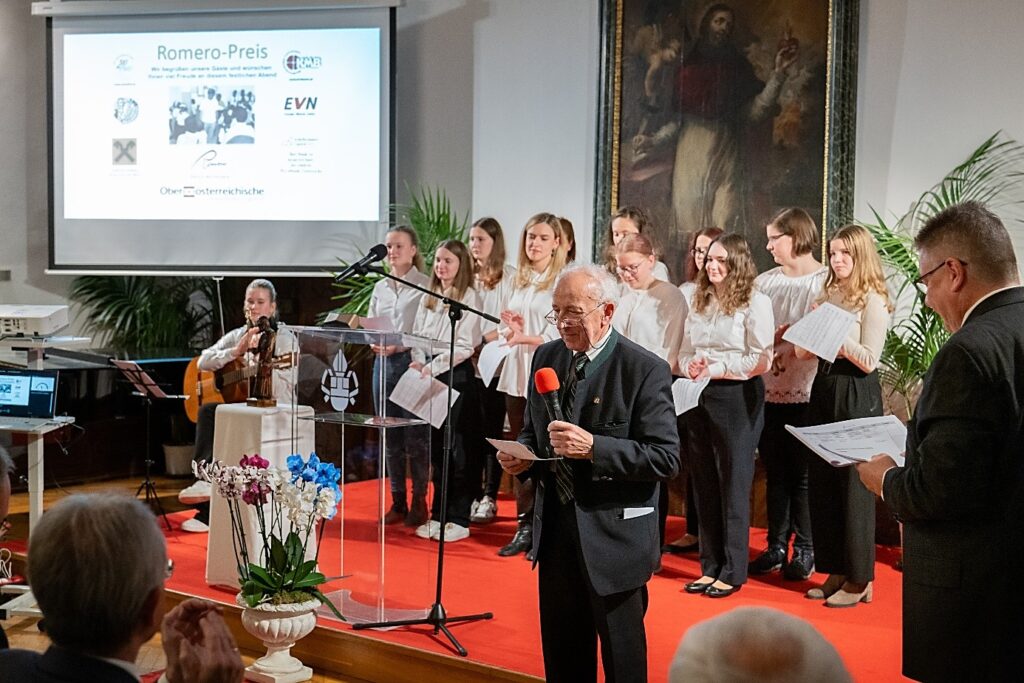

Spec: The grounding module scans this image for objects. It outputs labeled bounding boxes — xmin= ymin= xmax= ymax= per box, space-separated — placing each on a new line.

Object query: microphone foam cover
xmin=534 ymin=367 xmax=560 ymax=395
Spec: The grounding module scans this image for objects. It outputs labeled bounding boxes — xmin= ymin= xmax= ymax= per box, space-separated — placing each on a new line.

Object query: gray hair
xmin=915 ymin=201 xmax=1019 ymax=285
xmin=29 ymin=493 xmax=167 ymax=655
xmin=0 ymin=445 xmax=13 ymax=480
xmin=555 ymin=263 xmax=621 ymax=305
xmin=669 ymin=607 xmax=851 ymax=683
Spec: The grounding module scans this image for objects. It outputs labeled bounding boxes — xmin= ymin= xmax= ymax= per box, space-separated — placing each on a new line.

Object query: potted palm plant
xmin=864 ymin=132 xmax=1024 ymax=419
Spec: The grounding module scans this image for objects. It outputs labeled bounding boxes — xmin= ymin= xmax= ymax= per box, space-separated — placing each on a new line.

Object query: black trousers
xmin=464 ymin=376 xmax=506 ymax=501
xmin=688 ymin=377 xmax=764 ymax=586
xmin=806 ymin=361 xmax=881 ymax=583
xmin=538 ymin=492 xmax=649 ymax=683
xmin=505 ymin=395 xmax=535 ymax=521
xmin=658 ymin=413 xmax=698 ymax=546
xmin=759 ymin=401 xmax=813 ymax=551
xmin=190 ymin=402 xmax=219 ymax=524
xmin=428 ymin=361 xmax=475 ymax=528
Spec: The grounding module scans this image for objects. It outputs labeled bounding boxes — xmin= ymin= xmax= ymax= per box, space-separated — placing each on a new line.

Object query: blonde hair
xmin=425 ymin=239 xmax=475 ymax=311
xmin=471 ymin=217 xmax=507 ymax=290
xmin=514 ymin=213 xmax=567 ymax=291
xmin=616 ymin=233 xmax=657 ymax=258
xmin=388 ymin=225 xmax=425 ymax=272
xmin=821 ymin=225 xmax=892 ymax=312
xmin=694 ymin=233 xmax=758 ymax=316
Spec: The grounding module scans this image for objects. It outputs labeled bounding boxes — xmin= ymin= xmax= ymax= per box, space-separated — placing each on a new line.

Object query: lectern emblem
xmin=321 ymin=350 xmax=359 ymax=410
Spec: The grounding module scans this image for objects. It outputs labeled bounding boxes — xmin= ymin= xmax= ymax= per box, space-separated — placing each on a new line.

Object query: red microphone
xmin=534 ymin=368 xmax=565 ymax=423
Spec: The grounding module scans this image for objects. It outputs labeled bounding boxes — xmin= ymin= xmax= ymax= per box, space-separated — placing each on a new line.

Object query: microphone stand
xmin=350 ymin=263 xmax=498 ymax=656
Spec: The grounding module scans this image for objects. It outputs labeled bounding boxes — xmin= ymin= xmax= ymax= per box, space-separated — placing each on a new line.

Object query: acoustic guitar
xmin=182 ymin=353 xmax=296 ymax=423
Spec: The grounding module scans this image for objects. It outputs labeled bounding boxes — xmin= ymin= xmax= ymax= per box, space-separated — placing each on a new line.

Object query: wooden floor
xmin=1 ymin=476 xmax=371 ymax=683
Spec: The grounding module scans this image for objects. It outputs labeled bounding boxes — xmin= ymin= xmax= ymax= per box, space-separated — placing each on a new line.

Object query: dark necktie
xmin=555 ymin=352 xmax=589 ymax=504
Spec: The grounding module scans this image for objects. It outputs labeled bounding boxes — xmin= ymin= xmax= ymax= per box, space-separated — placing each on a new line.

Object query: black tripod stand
xmin=351 ymin=263 xmax=498 ymax=656
xmin=112 ymin=359 xmax=186 ymax=532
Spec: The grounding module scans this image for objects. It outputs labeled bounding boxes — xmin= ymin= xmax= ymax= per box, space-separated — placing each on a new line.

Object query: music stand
xmin=111 ymin=359 xmax=187 ymax=532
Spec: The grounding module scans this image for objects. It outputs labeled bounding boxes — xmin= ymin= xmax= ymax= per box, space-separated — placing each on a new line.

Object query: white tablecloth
xmin=206 ymin=403 xmax=316 ymax=588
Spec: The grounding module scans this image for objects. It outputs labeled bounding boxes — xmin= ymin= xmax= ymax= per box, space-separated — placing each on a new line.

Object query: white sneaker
xmin=470 ymin=495 xmax=497 ymax=524
xmin=415 ymin=520 xmax=440 ymax=540
xmin=181 ymin=518 xmax=210 ymax=533
xmin=435 ymin=523 xmax=470 ymax=542
xmin=469 ymin=499 xmax=480 ymax=519
xmin=178 ymin=480 xmax=211 ymax=505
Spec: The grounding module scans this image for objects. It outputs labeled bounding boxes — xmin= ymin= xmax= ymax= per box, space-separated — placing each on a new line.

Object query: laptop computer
xmin=0 ymin=368 xmax=63 ymax=432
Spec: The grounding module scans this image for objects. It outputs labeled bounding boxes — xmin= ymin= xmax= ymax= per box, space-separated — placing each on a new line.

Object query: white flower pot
xmin=236 ymin=594 xmax=320 ymax=683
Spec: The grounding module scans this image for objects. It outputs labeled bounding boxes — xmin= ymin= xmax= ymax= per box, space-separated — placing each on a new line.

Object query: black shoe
xmin=683 ymin=579 xmax=715 ymax=594
xmin=748 ymin=546 xmax=786 ymax=575
xmin=663 ymin=540 xmax=700 ymax=554
xmin=525 ymin=547 xmax=536 ymax=562
xmin=498 ymin=523 xmax=533 ymax=557
xmin=705 ymin=583 xmax=741 ymax=598
xmin=784 ymin=547 xmax=815 ymax=581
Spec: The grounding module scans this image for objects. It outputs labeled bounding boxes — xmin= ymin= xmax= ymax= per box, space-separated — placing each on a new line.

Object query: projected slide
xmin=63 ymin=28 xmax=380 ymax=222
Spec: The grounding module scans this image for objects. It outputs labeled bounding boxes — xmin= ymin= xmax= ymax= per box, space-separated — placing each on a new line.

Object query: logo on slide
xmin=114 ymin=54 xmax=133 ymax=71
xmin=282 ymin=51 xmax=323 ymax=74
xmin=112 ymin=139 xmax=136 ymax=165
xmin=114 ymin=97 xmax=139 ymax=124
xmin=321 ymin=351 xmax=359 ymax=411
xmin=283 ymin=97 xmax=317 ymax=112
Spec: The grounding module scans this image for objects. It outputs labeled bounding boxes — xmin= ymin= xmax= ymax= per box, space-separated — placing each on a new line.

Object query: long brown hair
xmin=767 ymin=207 xmax=819 ymax=256
xmin=425 ymin=239 xmax=474 ymax=311
xmin=471 ymin=217 xmax=507 ymax=290
xmin=693 ymin=233 xmax=757 ymax=316
xmin=514 ymin=213 xmax=567 ymax=291
xmin=820 ymin=225 xmax=892 ymax=312
xmin=684 ymin=226 xmax=724 ymax=282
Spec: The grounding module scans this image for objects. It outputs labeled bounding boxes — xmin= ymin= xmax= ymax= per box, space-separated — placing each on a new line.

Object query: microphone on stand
xmin=334 ymin=243 xmax=388 ymax=282
xmin=534 ymin=368 xmax=564 ymax=423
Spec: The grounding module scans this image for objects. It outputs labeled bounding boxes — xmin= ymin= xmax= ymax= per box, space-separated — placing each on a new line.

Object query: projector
xmin=0 ymin=305 xmax=70 ymax=336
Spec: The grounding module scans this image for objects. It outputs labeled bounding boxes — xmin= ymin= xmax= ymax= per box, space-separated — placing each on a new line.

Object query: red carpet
xmin=160 ymin=479 xmax=906 ymax=682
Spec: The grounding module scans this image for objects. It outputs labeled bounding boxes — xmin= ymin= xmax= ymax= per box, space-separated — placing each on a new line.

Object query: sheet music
xmin=671 ymin=376 xmax=710 ymax=415
xmin=785 ymin=415 xmax=907 ymax=468
xmin=781 ymin=302 xmax=857 ymax=363
xmin=390 ymin=368 xmax=459 ymax=430
xmin=110 ymin=359 xmax=169 ymax=399
xmin=485 ymin=438 xmax=560 ymax=461
xmin=477 ymin=340 xmax=512 ymax=385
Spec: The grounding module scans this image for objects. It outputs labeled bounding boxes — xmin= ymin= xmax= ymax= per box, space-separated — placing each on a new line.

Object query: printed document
xmin=786 ymin=415 xmax=907 ymax=467
xmin=391 ymin=369 xmax=459 ymax=430
xmin=486 ymin=438 xmax=561 ymax=461
xmin=782 ymin=302 xmax=857 ymax=363
xmin=477 ymin=340 xmax=512 ymax=385
xmin=671 ymin=376 xmax=710 ymax=415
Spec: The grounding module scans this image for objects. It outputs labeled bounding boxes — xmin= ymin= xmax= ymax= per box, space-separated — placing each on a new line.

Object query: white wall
xmin=4 ymin=0 xmax=1024 ymax=319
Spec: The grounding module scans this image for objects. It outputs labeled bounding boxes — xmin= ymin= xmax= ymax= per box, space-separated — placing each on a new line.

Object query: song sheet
xmin=477 ymin=340 xmax=512 ymax=385
xmin=486 ymin=438 xmax=560 ymax=461
xmin=785 ymin=415 xmax=907 ymax=467
xmin=781 ymin=302 xmax=857 ymax=363
xmin=671 ymin=376 xmax=711 ymax=415
xmin=390 ymin=369 xmax=459 ymax=430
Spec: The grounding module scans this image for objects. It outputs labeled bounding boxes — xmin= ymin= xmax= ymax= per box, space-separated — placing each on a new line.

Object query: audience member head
xmin=913 ymin=201 xmax=1020 ymax=332
xmin=694 ymin=233 xmax=756 ymax=315
xmin=766 ymin=207 xmax=819 ymax=265
xmin=551 ymin=264 xmax=620 ymax=353
xmin=28 ymin=494 xmax=167 ymax=658
xmin=515 ymin=213 xmax=567 ymax=291
xmin=426 ymin=239 xmax=474 ymax=310
xmin=469 ymin=217 xmax=507 ymax=289
xmin=822 ymin=224 xmax=891 ymax=312
xmin=605 ymin=206 xmax=655 ymax=272
xmin=684 ymin=226 xmax=724 ymax=282
xmin=386 ymin=225 xmax=425 ymax=274
xmin=669 ymin=607 xmax=851 ymax=683
xmin=615 ymin=233 xmax=660 ymax=290
xmin=560 ymin=216 xmax=577 ymax=263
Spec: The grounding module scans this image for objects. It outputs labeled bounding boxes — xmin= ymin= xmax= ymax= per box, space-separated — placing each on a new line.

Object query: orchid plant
xmin=195 ymin=453 xmax=344 ymax=619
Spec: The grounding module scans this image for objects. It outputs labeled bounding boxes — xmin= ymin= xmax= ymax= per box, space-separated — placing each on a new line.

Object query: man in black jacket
xmin=857 ymin=201 xmax=1024 ymax=682
xmin=499 ymin=264 xmax=680 ymax=683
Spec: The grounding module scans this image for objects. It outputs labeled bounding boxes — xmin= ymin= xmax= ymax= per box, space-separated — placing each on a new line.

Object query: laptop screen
xmin=0 ymin=369 xmax=59 ymax=419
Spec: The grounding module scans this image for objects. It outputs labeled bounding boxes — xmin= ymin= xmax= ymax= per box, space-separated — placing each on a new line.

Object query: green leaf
xmin=269 ymin=535 xmax=288 ymax=574
xmin=293 ymin=571 xmax=326 ymax=589
xmin=247 ymin=564 xmax=279 ymax=591
xmin=311 ymin=588 xmax=346 ymax=622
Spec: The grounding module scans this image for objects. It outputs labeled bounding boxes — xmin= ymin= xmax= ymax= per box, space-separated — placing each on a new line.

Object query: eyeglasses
xmin=914 ymin=259 xmax=967 ymax=295
xmin=544 ymin=303 xmax=605 ymax=329
xmin=614 ymin=262 xmax=645 ymax=277
xmin=690 ymin=247 xmax=708 ymax=257
xmin=165 ymin=558 xmax=175 ymax=580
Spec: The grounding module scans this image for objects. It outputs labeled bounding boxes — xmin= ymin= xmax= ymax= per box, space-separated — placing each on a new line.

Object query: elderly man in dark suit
xmin=857 ymin=201 xmax=1024 ymax=682
xmin=498 ymin=264 xmax=680 ymax=683
xmin=0 ymin=494 xmax=243 ymax=683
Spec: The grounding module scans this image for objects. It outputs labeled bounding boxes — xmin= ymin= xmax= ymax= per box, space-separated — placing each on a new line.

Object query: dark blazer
xmin=520 ymin=330 xmax=680 ymax=596
xmin=882 ymin=286 xmax=1024 ymax=682
xmin=0 ymin=645 xmax=139 ymax=682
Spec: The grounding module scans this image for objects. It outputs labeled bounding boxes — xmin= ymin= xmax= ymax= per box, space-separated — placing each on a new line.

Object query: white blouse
xmin=410 ymin=287 xmax=482 ymax=376
xmin=496 ymin=271 xmax=559 ymax=397
xmin=612 ymin=280 xmax=686 ymax=375
xmin=368 ymin=266 xmax=430 ymax=334
xmin=755 ymin=266 xmax=828 ymax=403
xmin=653 ymin=260 xmax=671 ymax=282
xmin=198 ymin=323 xmax=298 ymax=402
xmin=475 ymin=264 xmax=517 ymax=342
xmin=679 ymin=289 xmax=774 ymax=380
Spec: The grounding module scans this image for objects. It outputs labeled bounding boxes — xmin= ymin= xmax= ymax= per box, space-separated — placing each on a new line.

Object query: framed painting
xmin=594 ymin=0 xmax=859 ymax=277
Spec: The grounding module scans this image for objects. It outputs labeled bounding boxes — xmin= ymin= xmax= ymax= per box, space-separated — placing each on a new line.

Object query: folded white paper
xmin=477 ymin=339 xmax=513 ymax=385
xmin=785 ymin=415 xmax=907 ymax=468
xmin=623 ymin=507 xmax=655 ymax=520
xmin=486 ymin=437 xmax=560 ymax=461
xmin=390 ymin=368 xmax=459 ymax=430
xmin=782 ymin=302 xmax=858 ymax=363
xmin=671 ymin=376 xmax=710 ymax=415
